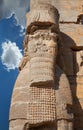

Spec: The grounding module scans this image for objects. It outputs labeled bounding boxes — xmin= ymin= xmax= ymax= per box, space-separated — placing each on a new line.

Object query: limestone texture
xmin=31 ymin=0 xmax=83 ymax=22
xmin=9 ymin=0 xmax=83 ymax=130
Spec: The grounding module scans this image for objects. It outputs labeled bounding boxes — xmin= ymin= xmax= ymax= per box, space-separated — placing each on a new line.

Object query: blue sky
xmin=0 ymin=0 xmax=30 ymax=130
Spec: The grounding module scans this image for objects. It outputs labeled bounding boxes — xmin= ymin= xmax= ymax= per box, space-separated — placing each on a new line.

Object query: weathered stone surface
xmin=14 ymin=62 xmax=30 ymax=88
xmin=57 ymin=120 xmax=73 ymax=130
xmin=68 ymin=76 xmax=83 ymax=130
xmin=30 ymin=0 xmax=53 ymax=9
xmin=9 ymin=119 xmax=28 ymax=130
xmin=28 ymin=32 xmax=58 ymax=86
xmin=9 ymin=1 xmax=83 ymax=130
xmin=76 ymin=51 xmax=83 ymax=76
xmin=26 ymin=3 xmax=59 ymax=32
xmin=60 ymin=24 xmax=83 ymax=46
xmin=27 ymin=86 xmax=56 ymax=125
xmin=31 ymin=0 xmax=83 ymax=22
xmin=11 ymin=88 xmax=28 ymax=102
xmin=59 ymin=23 xmax=83 ymax=130
xmin=10 ymin=103 xmax=27 ymax=120
xmin=59 ymin=24 xmax=83 ymax=76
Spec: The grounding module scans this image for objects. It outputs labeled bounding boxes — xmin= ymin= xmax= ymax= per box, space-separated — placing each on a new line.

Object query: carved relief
xmin=9 ymin=3 xmax=74 ymax=130
xmin=28 ymin=31 xmax=58 ymax=86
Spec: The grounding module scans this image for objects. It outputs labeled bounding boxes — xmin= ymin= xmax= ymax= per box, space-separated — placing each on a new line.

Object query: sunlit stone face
xmin=28 ymin=30 xmax=58 ymax=86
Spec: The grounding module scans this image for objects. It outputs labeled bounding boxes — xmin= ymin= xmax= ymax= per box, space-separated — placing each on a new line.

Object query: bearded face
xmin=27 ymin=30 xmax=58 ymax=86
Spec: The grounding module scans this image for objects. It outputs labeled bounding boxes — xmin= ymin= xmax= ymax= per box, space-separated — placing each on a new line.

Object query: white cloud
xmin=0 ymin=0 xmax=30 ymax=26
xmin=20 ymin=25 xmax=25 ymax=36
xmin=1 ymin=41 xmax=23 ymax=71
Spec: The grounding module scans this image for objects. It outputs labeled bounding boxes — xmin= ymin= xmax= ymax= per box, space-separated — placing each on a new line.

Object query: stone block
xmin=60 ymin=24 xmax=83 ymax=46
xmin=31 ymin=0 xmax=83 ymax=22
xmin=14 ymin=62 xmax=30 ymax=88
xmin=59 ymin=24 xmax=83 ymax=76
xmin=11 ymin=88 xmax=28 ymax=102
xmin=9 ymin=119 xmax=28 ymax=130
xmin=53 ymin=0 xmax=83 ymax=22
xmin=9 ymin=103 xmax=27 ymax=120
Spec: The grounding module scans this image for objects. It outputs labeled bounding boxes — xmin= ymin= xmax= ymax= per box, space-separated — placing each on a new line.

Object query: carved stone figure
xmin=9 ymin=3 xmax=74 ymax=130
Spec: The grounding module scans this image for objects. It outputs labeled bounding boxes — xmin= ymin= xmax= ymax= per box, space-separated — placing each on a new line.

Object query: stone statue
xmin=9 ymin=3 xmax=74 ymax=130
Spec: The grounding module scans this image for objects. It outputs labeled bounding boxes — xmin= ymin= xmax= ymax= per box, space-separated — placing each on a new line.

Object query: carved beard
xmin=28 ymin=32 xmax=58 ymax=87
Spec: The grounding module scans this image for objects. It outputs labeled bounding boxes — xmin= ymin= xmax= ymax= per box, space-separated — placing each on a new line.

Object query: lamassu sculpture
xmin=9 ymin=3 xmax=74 ymax=130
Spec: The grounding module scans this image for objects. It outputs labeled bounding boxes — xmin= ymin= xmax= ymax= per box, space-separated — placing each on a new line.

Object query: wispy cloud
xmin=1 ymin=41 xmax=23 ymax=71
xmin=0 ymin=13 xmax=25 ymax=43
xmin=0 ymin=0 xmax=30 ymax=26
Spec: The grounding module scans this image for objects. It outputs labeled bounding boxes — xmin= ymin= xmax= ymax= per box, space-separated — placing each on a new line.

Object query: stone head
xmin=24 ymin=4 xmax=60 ymax=86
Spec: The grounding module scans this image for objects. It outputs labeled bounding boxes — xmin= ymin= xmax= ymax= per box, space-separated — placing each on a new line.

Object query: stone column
xmin=25 ymin=3 xmax=59 ymax=129
xmin=26 ymin=2 xmax=74 ymax=130
xmin=30 ymin=0 xmax=52 ymax=9
xmin=9 ymin=1 xmax=74 ymax=130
